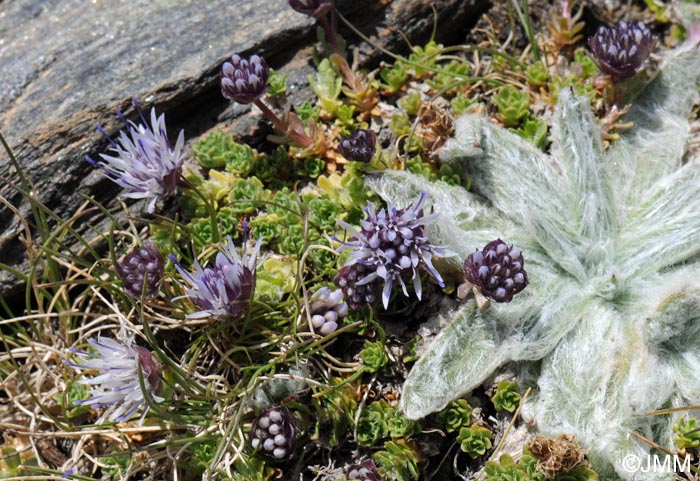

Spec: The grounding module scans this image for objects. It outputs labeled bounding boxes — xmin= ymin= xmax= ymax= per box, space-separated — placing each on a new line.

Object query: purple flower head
xmin=587 ymin=21 xmax=654 ymax=81
xmin=65 ymin=336 xmax=163 ymax=423
xmin=115 ymin=240 xmax=164 ymax=297
xmin=336 ymin=192 xmax=449 ymax=309
xmin=463 ymin=239 xmax=528 ymax=303
xmin=86 ymin=99 xmax=185 ymax=213
xmin=170 ymin=236 xmax=262 ymax=319
xmin=221 ymin=54 xmax=270 ymax=104
xmin=338 ymin=128 xmax=377 ymax=163
xmin=250 ymin=405 xmax=297 ymax=460
xmin=288 ymin=0 xmax=333 ymax=17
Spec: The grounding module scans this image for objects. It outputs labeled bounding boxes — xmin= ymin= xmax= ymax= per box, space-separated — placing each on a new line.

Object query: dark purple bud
xmin=221 ymin=54 xmax=270 ymax=104
xmin=288 ymin=0 xmax=333 ymax=17
xmin=334 ymin=264 xmax=381 ymax=310
xmin=346 ymin=459 xmax=381 ymax=481
xmin=116 ymin=240 xmax=164 ymax=297
xmin=250 ymin=406 xmax=297 ymax=461
xmin=134 ymin=345 xmax=163 ymax=396
xmin=463 ymin=239 xmax=528 ymax=303
xmin=338 ymin=129 xmax=377 ymax=163
xmin=587 ymin=21 xmax=654 ymax=81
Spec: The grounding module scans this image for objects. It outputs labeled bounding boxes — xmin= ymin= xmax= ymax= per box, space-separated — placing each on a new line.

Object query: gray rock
xmin=0 ymin=0 xmax=487 ymax=303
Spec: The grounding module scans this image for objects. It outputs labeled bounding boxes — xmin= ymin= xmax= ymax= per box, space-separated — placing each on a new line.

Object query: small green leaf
xmin=457 ymin=425 xmax=493 ymax=458
xmin=491 ymin=380 xmax=521 ymax=413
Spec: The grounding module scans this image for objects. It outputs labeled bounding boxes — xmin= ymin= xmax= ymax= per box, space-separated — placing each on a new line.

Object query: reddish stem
xmin=253 ymin=98 xmax=313 ymax=148
xmin=253 ymin=98 xmax=287 ymax=133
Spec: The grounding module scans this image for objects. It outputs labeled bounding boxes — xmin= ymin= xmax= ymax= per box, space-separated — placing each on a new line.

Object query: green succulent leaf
xmin=457 ymin=425 xmax=493 ymax=458
xmin=451 ymin=95 xmax=478 ymax=115
xmin=310 ymin=58 xmax=343 ymax=116
xmin=313 ymin=380 xmax=358 ymax=448
xmin=484 ymin=454 xmax=527 ymax=481
xmin=438 ymin=399 xmax=473 ymax=433
xmin=266 ymin=68 xmax=287 ymax=97
xmin=398 ymin=90 xmax=423 ymax=116
xmin=387 ymin=411 xmax=421 ymax=439
xmin=227 ymin=176 xmax=269 ymax=215
xmin=356 ymin=400 xmax=391 ymax=447
xmin=674 ymin=417 xmax=700 ymax=451
xmin=254 ymin=256 xmax=297 ymax=303
xmin=373 ymin=440 xmax=421 ymax=481
xmin=493 ymin=86 xmax=530 ymax=126
xmin=514 ymin=117 xmax=548 ymax=150
xmin=360 ymin=340 xmax=389 ymax=373
xmin=249 ymin=214 xmax=282 ymax=246
xmin=192 ymin=130 xmax=233 ymax=169
xmin=491 ymin=380 xmax=521 ymax=413
xmin=380 ymin=63 xmax=410 ymax=94
xmin=526 ymin=62 xmax=549 ymax=88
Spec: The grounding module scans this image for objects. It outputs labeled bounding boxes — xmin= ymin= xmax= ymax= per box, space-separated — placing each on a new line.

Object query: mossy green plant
xmin=359 ymin=340 xmax=389 ymax=373
xmin=673 ymin=416 xmax=700 ymax=451
xmin=192 ymin=130 xmax=257 ymax=176
xmin=372 ymin=440 xmax=422 ymax=481
xmin=310 ymin=58 xmax=343 ymax=117
xmin=491 ymin=380 xmax=521 ymax=413
xmin=387 ymin=411 xmax=421 ymax=439
xmin=356 ymin=400 xmax=391 ymax=447
xmin=457 ymin=425 xmax=493 ymax=458
xmin=438 ymin=399 xmax=473 ymax=433
xmin=493 ymin=86 xmax=530 ymax=127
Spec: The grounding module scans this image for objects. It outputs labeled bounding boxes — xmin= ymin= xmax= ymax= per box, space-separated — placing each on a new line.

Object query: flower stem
xmin=253 ymin=98 xmax=287 ymax=133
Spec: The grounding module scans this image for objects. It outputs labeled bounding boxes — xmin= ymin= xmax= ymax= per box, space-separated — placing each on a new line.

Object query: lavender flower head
xmin=338 ymin=128 xmax=377 ymax=163
xmin=587 ymin=21 xmax=654 ymax=81
xmin=169 ymin=236 xmax=262 ymax=319
xmin=221 ymin=54 xmax=269 ymax=104
xmin=66 ymin=336 xmax=163 ymax=423
xmin=335 ymin=192 xmax=449 ymax=309
xmin=86 ymin=100 xmax=185 ymax=213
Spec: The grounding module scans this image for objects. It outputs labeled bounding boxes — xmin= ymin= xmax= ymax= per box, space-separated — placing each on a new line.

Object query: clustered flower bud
xmin=335 ymin=192 xmax=449 ymax=309
xmin=334 ymin=264 xmax=381 ymax=310
xmin=463 ymin=239 xmax=528 ymax=303
xmin=346 ymin=459 xmax=381 ymax=481
xmin=221 ymin=54 xmax=270 ymax=104
xmin=250 ymin=406 xmax=297 ymax=460
xmin=308 ymin=286 xmax=348 ymax=335
xmin=587 ymin=21 xmax=654 ymax=81
xmin=115 ymin=240 xmax=164 ymax=297
xmin=338 ymin=128 xmax=377 ymax=163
